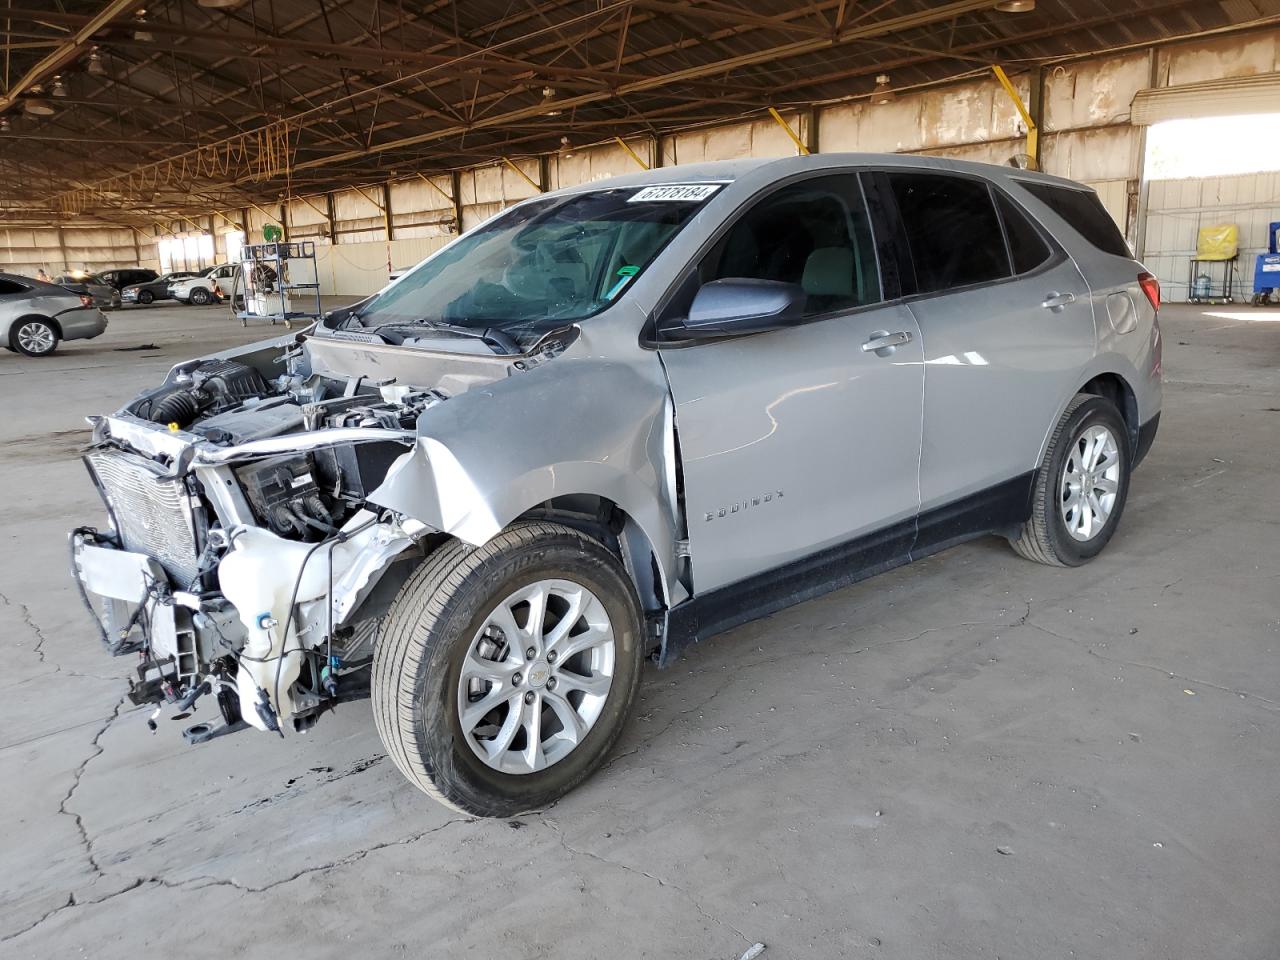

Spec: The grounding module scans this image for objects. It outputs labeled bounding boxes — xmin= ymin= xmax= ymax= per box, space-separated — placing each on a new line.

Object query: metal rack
xmin=1186 ymin=257 xmax=1239 ymax=305
xmin=235 ymin=240 xmax=323 ymax=329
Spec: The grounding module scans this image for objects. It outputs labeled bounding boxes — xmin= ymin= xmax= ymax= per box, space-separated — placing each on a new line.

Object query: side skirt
xmin=661 ymin=472 xmax=1035 ymax=666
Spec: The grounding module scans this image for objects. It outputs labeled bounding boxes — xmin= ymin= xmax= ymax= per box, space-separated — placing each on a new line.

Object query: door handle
xmin=1042 ymin=291 xmax=1077 ymax=311
xmin=861 ymin=330 xmax=913 ymax=353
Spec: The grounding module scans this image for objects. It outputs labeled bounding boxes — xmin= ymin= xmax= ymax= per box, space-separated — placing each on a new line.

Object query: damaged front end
xmin=70 ymin=330 xmax=523 ymax=738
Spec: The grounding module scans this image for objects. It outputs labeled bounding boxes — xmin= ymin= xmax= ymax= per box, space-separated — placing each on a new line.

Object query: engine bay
xmin=127 ymin=356 xmax=445 ymax=541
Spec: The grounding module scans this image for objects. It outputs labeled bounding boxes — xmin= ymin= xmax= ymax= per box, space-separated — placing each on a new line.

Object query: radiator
xmin=84 ymin=450 xmax=201 ymax=587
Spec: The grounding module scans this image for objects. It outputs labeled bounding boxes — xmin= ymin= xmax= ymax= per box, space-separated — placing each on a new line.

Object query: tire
xmin=10 ymin=317 xmax=60 ymax=357
xmin=373 ymin=522 xmax=645 ymax=817
xmin=138 ymin=290 xmax=154 ymax=305
xmin=190 ymin=287 xmax=211 ymax=306
xmin=1010 ymin=394 xmax=1131 ymax=566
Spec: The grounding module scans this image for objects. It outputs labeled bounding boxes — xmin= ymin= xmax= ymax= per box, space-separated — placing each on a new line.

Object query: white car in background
xmin=169 ymin=264 xmax=240 ymax=305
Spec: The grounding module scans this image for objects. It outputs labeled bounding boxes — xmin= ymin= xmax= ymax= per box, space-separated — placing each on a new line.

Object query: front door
xmin=657 ymin=173 xmax=925 ymax=593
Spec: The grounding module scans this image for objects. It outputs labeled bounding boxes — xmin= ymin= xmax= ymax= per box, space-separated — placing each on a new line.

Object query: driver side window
xmin=703 ymin=174 xmax=882 ymax=316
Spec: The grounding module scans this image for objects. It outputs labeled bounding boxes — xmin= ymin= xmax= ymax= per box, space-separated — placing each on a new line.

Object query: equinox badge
xmin=705 ymin=490 xmax=784 ymax=522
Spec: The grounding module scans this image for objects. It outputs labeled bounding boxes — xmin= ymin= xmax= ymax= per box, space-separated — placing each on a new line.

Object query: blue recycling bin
xmin=1251 ymin=221 xmax=1280 ymax=306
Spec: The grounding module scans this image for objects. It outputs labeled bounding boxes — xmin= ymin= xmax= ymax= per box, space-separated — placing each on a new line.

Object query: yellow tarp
xmin=1196 ymin=223 xmax=1239 ymax=261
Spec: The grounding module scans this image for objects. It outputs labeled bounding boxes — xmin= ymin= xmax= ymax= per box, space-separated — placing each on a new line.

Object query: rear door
xmin=867 ymin=170 xmax=1096 ymax=513
xmin=657 ymin=172 xmax=924 ymax=592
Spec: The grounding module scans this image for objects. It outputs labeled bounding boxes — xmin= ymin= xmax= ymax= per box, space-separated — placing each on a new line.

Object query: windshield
xmin=353 ymin=184 xmax=721 ymax=345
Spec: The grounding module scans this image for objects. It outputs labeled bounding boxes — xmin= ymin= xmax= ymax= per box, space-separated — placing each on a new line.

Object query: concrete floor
xmin=1 ymin=299 xmax=1277 ymax=959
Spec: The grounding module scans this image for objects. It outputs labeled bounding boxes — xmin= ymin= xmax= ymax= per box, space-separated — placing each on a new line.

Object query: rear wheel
xmin=1010 ymin=394 xmax=1130 ymax=566
xmin=11 ymin=318 xmax=59 ymax=357
xmin=373 ymin=522 xmax=644 ymax=817
xmin=138 ymin=289 xmax=154 ymax=305
xmin=190 ymin=287 xmax=211 ymax=306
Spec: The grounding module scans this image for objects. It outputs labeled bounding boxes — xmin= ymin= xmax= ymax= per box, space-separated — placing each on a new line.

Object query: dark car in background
xmin=52 ymin=272 xmax=120 ymax=310
xmin=99 ymin=268 xmax=159 ymax=295
xmin=122 ymin=270 xmax=200 ymax=305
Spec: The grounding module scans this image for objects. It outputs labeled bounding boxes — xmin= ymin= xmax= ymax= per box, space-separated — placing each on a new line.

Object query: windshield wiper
xmin=369 ymin=320 xmax=522 ymax=356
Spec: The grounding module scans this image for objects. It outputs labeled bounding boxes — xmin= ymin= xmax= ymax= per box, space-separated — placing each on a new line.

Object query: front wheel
xmin=189 ymin=287 xmax=211 ymax=305
xmin=1010 ymin=394 xmax=1131 ymax=566
xmin=373 ymin=522 xmax=645 ymax=817
xmin=12 ymin=318 xmax=60 ymax=356
xmin=138 ymin=289 xmax=154 ymax=305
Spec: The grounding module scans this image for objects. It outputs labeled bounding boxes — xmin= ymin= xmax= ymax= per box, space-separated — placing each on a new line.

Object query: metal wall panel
xmin=1142 ymin=171 xmax=1277 ymax=298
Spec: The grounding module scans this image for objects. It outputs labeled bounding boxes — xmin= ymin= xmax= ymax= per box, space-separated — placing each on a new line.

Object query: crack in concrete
xmin=604 ymin=674 xmax=736 ymax=772
xmin=2 ymin=818 xmax=474 ymax=943
xmin=164 ymin=816 xmax=474 ymax=894
xmin=228 ymin=755 xmax=388 ymax=816
xmin=1026 ymin=620 xmax=1279 ymax=712
xmin=544 ymin=819 xmax=752 ymax=947
xmin=0 ymin=879 xmax=148 ymax=944
xmin=0 ymin=589 xmax=59 ymax=671
xmin=59 ymin=694 xmax=129 ymax=879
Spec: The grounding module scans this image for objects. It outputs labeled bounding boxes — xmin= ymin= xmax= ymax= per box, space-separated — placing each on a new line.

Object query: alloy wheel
xmin=16 ymin=321 xmax=56 ymax=355
xmin=1060 ymin=424 xmax=1121 ymax=541
xmin=456 ymin=578 xmax=616 ymax=775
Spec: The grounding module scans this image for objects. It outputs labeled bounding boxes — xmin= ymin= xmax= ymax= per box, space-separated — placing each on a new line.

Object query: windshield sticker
xmin=605 ymin=265 xmax=640 ymax=300
xmin=628 ymin=184 xmax=721 ymax=203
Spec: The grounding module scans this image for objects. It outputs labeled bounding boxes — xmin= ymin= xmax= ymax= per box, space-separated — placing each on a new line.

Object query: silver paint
xmin=71 ymin=152 xmax=1163 ymax=729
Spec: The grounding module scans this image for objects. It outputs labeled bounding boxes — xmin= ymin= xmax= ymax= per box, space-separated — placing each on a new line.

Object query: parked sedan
xmin=122 ymin=270 xmax=201 ymax=305
xmin=1 ymin=272 xmax=107 ymax=356
xmin=53 ymin=272 xmax=120 ymax=309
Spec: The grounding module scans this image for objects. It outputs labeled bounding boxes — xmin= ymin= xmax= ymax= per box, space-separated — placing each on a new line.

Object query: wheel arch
xmin=8 ymin=313 xmax=62 ymax=347
xmin=512 ymin=493 xmax=674 ymax=619
xmin=1036 ymin=366 xmax=1140 ymax=468
xmin=1079 ymin=372 xmax=1139 ymax=455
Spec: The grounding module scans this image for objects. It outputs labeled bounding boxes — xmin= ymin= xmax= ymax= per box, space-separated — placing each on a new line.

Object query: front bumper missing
xmin=72 ymin=511 xmax=429 ymax=733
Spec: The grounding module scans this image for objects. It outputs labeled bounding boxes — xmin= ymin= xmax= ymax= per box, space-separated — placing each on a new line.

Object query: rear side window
xmin=886 ymin=173 xmax=1010 ymax=293
xmin=1020 ymin=182 xmax=1130 ymax=258
xmin=995 ymin=192 xmax=1052 ymax=274
xmin=0 ymin=278 xmax=27 ymax=295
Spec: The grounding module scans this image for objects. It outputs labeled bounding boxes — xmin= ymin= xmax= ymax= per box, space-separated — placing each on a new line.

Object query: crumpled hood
xmin=303 ymin=322 xmax=576 ymax=397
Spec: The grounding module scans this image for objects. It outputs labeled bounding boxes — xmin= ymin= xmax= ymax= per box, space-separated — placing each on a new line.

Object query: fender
xmin=366 ymin=350 xmax=684 ymax=605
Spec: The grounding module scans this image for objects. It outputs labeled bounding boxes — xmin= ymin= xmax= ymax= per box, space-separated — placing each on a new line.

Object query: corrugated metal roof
xmin=0 ymin=0 xmax=1270 ymax=224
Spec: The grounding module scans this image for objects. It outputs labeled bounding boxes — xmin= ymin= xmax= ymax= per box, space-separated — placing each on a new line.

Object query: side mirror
xmin=671 ymin=278 xmax=806 ymax=339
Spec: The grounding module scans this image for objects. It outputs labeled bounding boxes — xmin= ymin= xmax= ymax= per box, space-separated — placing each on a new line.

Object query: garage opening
xmin=1136 ymin=74 xmax=1280 ymax=301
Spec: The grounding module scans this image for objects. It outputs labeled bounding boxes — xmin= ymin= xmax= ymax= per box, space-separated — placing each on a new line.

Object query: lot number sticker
xmin=629 ymin=184 xmax=721 ymax=202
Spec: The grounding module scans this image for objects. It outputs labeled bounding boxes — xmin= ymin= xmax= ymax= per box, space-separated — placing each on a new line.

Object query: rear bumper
xmin=1134 ymin=412 xmax=1160 ymax=467
xmin=56 ymin=306 xmax=108 ymax=341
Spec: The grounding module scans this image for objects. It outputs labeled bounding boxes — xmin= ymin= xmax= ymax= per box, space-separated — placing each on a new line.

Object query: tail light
xmin=79 ymin=294 xmax=94 ymax=308
xmin=1138 ymin=272 xmax=1160 ymax=312
xmin=1140 ymin=272 xmax=1164 ymax=381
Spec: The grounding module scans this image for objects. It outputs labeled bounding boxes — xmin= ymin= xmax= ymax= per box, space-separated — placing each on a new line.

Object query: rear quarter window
xmin=0 ymin=278 xmax=28 ymax=295
xmin=994 ymin=191 xmax=1053 ymax=275
xmin=1020 ymin=182 xmax=1130 ymax=258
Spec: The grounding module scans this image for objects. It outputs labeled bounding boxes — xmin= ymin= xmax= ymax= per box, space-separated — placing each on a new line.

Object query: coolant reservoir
xmin=218 ymin=528 xmax=332 ymax=730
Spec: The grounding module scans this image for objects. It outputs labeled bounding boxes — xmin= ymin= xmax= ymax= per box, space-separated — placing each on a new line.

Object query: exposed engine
xmin=126 ymin=358 xmax=446 ymax=542
xmin=142 ymin=358 xmax=273 ymax=430
xmin=74 ymin=346 xmax=459 ymax=738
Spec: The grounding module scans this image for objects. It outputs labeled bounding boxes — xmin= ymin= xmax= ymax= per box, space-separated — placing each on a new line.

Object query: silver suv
xmin=71 ymin=155 xmax=1161 ymax=816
